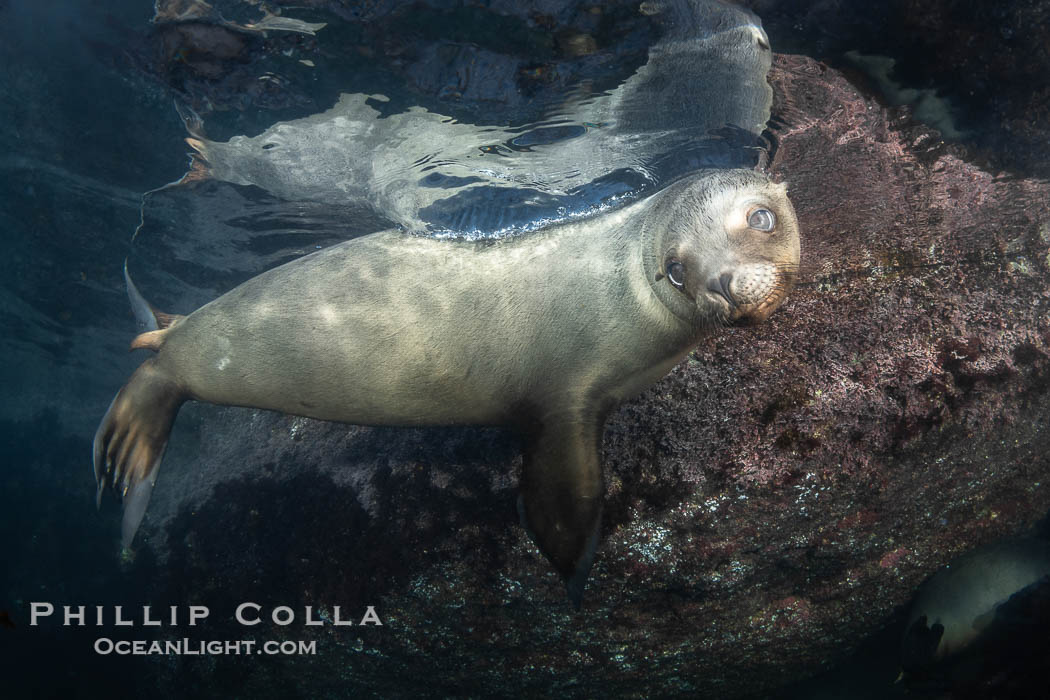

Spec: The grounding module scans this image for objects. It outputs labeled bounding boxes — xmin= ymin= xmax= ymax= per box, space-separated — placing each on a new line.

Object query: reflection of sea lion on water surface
xmin=96 ymin=170 xmax=799 ymax=605
xmin=95 ymin=1 xmax=801 ymax=606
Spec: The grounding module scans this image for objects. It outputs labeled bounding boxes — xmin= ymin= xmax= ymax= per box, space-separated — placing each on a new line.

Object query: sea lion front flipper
xmin=900 ymin=615 xmax=945 ymax=672
xmin=518 ymin=415 xmax=605 ymax=609
xmin=93 ymin=358 xmax=186 ymax=546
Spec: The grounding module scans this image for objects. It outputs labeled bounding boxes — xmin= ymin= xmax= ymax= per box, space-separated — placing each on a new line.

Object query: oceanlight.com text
xmin=94 ymin=638 xmax=317 ymax=656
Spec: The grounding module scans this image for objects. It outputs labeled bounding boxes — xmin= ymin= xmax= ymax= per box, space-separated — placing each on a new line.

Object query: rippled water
xmin=129 ymin=0 xmax=774 ymax=305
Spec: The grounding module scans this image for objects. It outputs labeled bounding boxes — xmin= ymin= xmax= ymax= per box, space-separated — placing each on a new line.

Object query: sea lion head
xmin=643 ymin=169 xmax=800 ymax=328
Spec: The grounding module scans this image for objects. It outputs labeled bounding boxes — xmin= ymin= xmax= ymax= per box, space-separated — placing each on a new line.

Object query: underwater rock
xmin=134 ymin=1 xmax=326 ymax=116
xmin=121 ymin=52 xmax=1050 ymax=699
xmin=750 ymin=0 xmax=1050 ymax=180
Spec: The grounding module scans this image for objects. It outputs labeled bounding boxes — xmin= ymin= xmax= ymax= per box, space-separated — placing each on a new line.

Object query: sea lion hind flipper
xmin=517 ymin=417 xmax=604 ymax=609
xmin=93 ymin=358 xmax=186 ymax=547
xmin=124 ymin=262 xmax=184 ymax=350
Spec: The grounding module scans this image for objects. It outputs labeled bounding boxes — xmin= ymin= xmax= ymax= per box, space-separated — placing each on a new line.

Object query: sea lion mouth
xmin=729 ymin=313 xmax=765 ymax=327
xmin=715 ymin=262 xmax=798 ymax=326
xmin=730 ymin=292 xmax=789 ymax=325
xmin=723 ymin=304 xmax=766 ymax=326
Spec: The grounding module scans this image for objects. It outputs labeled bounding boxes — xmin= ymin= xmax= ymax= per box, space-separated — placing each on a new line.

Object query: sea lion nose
xmin=706 ymin=272 xmax=735 ymax=307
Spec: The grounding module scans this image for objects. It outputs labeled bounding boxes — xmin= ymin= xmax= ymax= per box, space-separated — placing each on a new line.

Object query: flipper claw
xmin=92 ymin=358 xmax=184 ymax=545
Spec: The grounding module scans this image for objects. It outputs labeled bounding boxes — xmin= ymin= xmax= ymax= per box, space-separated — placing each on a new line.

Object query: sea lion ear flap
xmin=517 ymin=416 xmax=605 ymax=609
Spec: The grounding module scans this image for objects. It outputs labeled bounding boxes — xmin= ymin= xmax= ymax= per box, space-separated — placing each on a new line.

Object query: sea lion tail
xmin=93 ymin=359 xmax=186 ymax=547
xmin=124 ymin=261 xmax=184 ymax=352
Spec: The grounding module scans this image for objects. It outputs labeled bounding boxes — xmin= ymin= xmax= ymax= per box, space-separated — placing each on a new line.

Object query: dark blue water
xmin=0 ymin=1 xmax=189 ymax=694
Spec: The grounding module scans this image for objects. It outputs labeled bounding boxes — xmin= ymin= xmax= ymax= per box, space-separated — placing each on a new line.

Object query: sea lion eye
xmin=747 ymin=207 xmax=776 ymax=232
xmin=666 ymin=260 xmax=685 ymax=289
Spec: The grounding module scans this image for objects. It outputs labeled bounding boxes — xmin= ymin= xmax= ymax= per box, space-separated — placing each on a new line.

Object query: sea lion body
xmin=95 ymin=169 xmax=800 ymax=605
xmin=160 ymin=203 xmax=688 ymax=428
xmin=902 ymin=538 xmax=1050 ymax=670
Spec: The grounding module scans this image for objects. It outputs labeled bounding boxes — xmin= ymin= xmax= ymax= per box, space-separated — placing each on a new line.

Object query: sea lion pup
xmin=94 ymin=169 xmax=800 ymax=606
xmin=901 ymin=537 xmax=1050 ymax=672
